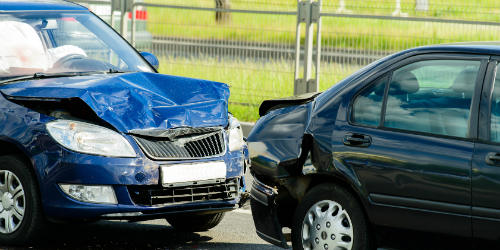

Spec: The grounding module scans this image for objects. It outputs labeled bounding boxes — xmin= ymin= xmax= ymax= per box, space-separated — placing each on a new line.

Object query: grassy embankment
xmin=158 ymin=57 xmax=361 ymax=122
xmin=146 ymin=0 xmax=500 ymax=121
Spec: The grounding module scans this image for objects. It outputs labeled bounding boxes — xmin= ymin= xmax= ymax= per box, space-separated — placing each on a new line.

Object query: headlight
xmin=46 ymin=120 xmax=136 ymax=157
xmin=228 ymin=115 xmax=244 ymax=151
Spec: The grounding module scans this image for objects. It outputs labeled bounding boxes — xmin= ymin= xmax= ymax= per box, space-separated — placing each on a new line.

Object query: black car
xmin=248 ymin=42 xmax=500 ymax=250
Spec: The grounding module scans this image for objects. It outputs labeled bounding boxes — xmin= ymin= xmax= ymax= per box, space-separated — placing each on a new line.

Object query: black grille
xmin=133 ymin=130 xmax=225 ymax=159
xmin=128 ymin=179 xmax=240 ymax=206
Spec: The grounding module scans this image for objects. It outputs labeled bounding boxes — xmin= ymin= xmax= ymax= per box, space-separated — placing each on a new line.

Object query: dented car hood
xmin=0 ymin=72 xmax=230 ymax=133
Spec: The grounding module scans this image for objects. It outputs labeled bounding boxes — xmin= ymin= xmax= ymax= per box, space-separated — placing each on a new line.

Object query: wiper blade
xmin=107 ymin=69 xmax=138 ymax=74
xmin=0 ymin=70 xmax=139 ymax=85
xmin=0 ymin=71 xmax=107 ymax=84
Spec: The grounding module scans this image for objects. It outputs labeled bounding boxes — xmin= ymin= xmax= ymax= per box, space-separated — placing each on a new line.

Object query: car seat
xmin=384 ymin=72 xmax=432 ymax=133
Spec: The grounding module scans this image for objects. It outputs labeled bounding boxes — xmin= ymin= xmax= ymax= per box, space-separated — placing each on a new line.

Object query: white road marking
xmin=231 ymin=209 xmax=252 ymax=215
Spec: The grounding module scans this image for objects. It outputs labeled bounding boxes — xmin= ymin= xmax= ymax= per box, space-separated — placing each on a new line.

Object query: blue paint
xmin=140 ymin=52 xmax=160 ymax=70
xmin=0 ymin=70 xmax=245 ymax=219
xmin=0 ymin=72 xmax=230 ymax=132
xmin=0 ymin=1 xmax=246 ymax=229
xmin=0 ymin=0 xmax=85 ymax=11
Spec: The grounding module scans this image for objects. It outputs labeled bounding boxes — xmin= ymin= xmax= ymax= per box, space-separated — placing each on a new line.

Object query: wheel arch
xmin=304 ymin=173 xmax=373 ymax=222
xmin=299 ymin=133 xmax=373 ymax=223
xmin=0 ymin=137 xmax=41 ymax=190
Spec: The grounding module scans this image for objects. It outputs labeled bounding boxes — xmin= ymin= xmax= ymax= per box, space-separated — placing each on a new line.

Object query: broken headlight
xmin=46 ymin=120 xmax=136 ymax=157
xmin=228 ymin=115 xmax=244 ymax=151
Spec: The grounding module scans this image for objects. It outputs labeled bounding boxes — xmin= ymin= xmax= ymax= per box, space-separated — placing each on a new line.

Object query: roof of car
xmin=395 ymin=41 xmax=500 ymax=58
xmin=0 ymin=0 xmax=86 ymax=11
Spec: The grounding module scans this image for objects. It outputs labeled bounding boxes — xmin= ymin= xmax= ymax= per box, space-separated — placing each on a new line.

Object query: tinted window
xmin=352 ymin=76 xmax=387 ymax=126
xmin=384 ymin=60 xmax=480 ymax=138
xmin=491 ymin=64 xmax=500 ymax=142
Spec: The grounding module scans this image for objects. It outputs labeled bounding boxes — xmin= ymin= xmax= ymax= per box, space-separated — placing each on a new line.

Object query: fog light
xmin=59 ymin=184 xmax=117 ymax=204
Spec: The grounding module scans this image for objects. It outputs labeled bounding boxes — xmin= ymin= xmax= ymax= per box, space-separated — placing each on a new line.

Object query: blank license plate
xmin=161 ymin=161 xmax=227 ymax=185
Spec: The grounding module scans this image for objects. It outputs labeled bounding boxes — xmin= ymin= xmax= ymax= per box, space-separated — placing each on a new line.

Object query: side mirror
xmin=140 ymin=52 xmax=159 ymax=70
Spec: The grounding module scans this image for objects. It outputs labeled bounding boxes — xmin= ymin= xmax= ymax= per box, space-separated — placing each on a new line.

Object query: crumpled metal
xmin=0 ymin=72 xmax=230 ymax=133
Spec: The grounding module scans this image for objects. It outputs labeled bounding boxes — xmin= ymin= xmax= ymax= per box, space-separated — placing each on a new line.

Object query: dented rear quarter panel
xmin=247 ymin=102 xmax=314 ymax=178
xmin=247 ymin=49 xmax=413 ymax=190
xmin=246 ymin=55 xmax=388 ymax=180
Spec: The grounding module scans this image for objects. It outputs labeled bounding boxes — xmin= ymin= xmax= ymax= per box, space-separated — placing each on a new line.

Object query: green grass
xmin=142 ymin=0 xmax=500 ymax=53
xmin=145 ymin=0 xmax=500 ymax=122
xmin=158 ymin=56 xmax=359 ymax=122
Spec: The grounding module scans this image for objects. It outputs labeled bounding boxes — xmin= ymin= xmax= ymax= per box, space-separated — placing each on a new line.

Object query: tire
xmin=0 ymin=155 xmax=47 ymax=246
xmin=166 ymin=212 xmax=225 ymax=232
xmin=291 ymin=183 xmax=373 ymax=250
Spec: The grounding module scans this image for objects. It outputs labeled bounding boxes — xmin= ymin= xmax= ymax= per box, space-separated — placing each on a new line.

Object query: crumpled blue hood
xmin=0 ymin=72 xmax=230 ymax=133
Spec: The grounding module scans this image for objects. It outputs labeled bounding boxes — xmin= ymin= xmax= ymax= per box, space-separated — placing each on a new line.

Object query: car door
xmin=473 ymin=57 xmax=500 ymax=249
xmin=331 ymin=54 xmax=489 ymax=249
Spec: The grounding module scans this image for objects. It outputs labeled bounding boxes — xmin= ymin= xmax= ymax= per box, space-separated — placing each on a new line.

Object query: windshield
xmin=0 ymin=11 xmax=154 ymax=80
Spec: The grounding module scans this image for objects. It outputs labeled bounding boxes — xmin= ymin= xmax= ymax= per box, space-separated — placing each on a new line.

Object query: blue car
xmin=248 ymin=43 xmax=500 ymax=250
xmin=0 ymin=0 xmax=248 ymax=245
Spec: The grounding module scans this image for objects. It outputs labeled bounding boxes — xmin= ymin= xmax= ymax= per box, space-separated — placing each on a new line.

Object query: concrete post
xmin=294 ymin=0 xmax=322 ymax=95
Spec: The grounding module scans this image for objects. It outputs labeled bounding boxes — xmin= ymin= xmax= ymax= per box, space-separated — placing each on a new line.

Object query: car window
xmin=352 ymin=76 xmax=387 ymax=126
xmin=384 ymin=60 xmax=481 ymax=138
xmin=51 ymin=18 xmax=125 ymax=68
xmin=491 ymin=64 xmax=500 ymax=142
xmin=0 ymin=12 xmax=153 ymax=80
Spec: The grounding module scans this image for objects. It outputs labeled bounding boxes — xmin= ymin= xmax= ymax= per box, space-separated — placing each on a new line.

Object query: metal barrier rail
xmin=68 ymin=0 xmax=500 ymax=121
xmin=130 ymin=2 xmax=297 ymax=50
xmin=320 ymin=13 xmax=500 ymax=26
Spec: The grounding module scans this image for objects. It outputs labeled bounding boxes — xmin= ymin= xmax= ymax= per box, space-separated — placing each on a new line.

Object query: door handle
xmin=343 ymin=133 xmax=372 ymax=147
xmin=486 ymin=152 xmax=500 ymax=166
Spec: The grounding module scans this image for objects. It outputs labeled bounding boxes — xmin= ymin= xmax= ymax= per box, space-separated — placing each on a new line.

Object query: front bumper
xmin=33 ymin=142 xmax=247 ymax=220
xmin=250 ymin=177 xmax=289 ymax=249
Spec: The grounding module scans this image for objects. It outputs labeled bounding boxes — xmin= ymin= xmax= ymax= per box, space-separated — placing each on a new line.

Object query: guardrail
xmin=69 ymin=0 xmax=500 ymax=121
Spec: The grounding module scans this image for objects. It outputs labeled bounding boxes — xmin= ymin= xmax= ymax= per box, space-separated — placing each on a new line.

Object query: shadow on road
xmin=0 ymin=220 xmax=273 ymax=250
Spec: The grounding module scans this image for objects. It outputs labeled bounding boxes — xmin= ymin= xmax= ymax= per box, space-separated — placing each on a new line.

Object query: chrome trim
xmin=133 ymin=129 xmax=227 ymax=160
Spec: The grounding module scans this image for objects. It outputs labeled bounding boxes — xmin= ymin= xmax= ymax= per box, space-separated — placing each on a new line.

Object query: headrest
xmin=388 ymin=71 xmax=420 ymax=95
xmin=492 ymin=75 xmax=500 ymax=100
xmin=451 ymin=68 xmax=478 ymax=93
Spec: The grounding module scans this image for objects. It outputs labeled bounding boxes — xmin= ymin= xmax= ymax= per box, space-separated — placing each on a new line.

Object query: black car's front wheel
xmin=166 ymin=212 xmax=225 ymax=232
xmin=0 ymin=155 xmax=47 ymax=245
xmin=292 ymin=183 xmax=373 ymax=250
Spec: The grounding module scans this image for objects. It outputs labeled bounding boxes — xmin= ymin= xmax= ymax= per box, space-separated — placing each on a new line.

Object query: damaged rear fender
xmin=247 ymin=101 xmax=314 ymax=178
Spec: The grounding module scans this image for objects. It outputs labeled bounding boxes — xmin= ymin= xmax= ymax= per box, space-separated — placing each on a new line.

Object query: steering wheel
xmin=52 ymin=54 xmax=86 ymax=68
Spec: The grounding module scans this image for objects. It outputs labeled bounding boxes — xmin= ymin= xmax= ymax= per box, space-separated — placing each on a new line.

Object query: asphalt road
xmin=0 ymin=172 xmax=286 ymax=250
xmin=0 ymin=172 xmax=390 ymax=250
xmin=0 ymin=211 xmax=282 ymax=250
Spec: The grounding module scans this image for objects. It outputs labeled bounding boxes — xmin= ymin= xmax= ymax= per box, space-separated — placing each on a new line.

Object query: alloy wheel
xmin=302 ymin=200 xmax=354 ymax=250
xmin=0 ymin=170 xmax=25 ymax=234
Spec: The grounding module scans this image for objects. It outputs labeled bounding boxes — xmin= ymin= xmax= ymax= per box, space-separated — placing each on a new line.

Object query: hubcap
xmin=301 ymin=200 xmax=354 ymax=250
xmin=0 ymin=171 xmax=25 ymax=234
